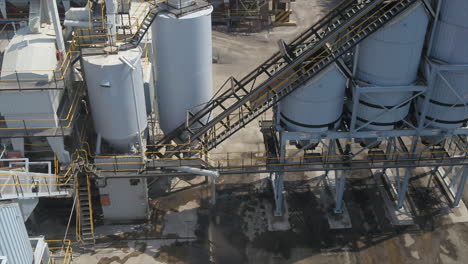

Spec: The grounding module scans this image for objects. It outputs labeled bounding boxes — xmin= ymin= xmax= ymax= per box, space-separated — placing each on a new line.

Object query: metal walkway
xmin=153 ymin=0 xmax=420 ymax=157
xmin=76 ymin=1 xmax=211 ymax=51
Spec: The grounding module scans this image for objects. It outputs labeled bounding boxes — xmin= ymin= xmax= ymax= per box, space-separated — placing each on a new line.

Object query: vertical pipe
xmin=334 ymin=170 xmax=346 ymax=213
xmin=47 ymin=0 xmax=66 ymax=54
xmin=425 ymin=0 xmax=441 ymax=57
xmin=0 ymin=0 xmax=6 ymax=19
xmin=120 ymin=55 xmax=145 ymax=158
xmin=105 ymin=0 xmax=118 ymax=45
xmin=396 ymin=136 xmax=418 ymax=209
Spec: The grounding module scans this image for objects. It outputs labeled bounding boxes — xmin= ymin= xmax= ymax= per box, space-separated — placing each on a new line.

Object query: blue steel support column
xmin=397 ymin=167 xmax=412 ymax=209
xmin=396 ymin=136 xmax=418 ymax=209
xmin=453 ymin=166 xmax=468 ymax=207
xmin=350 ymin=86 xmax=360 ymax=133
xmin=272 ymin=171 xmax=284 ymax=216
xmin=334 ymin=170 xmax=346 ymax=213
xmin=272 ymin=132 xmax=286 ymax=216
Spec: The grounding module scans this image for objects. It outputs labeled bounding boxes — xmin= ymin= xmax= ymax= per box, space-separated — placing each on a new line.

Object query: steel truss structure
xmin=211 ymin=0 xmax=271 ymax=31
xmin=263 ymin=0 xmax=468 ymax=217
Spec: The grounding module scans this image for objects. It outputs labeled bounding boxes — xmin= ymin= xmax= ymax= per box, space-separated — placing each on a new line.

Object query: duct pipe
xmin=176 ymin=166 xmax=220 ymax=178
xmin=47 ymin=0 xmax=66 ymax=55
xmin=0 ymin=0 xmax=6 ymax=19
xmin=105 ymin=0 xmax=118 ymax=45
xmin=95 ymin=134 xmax=102 ymax=155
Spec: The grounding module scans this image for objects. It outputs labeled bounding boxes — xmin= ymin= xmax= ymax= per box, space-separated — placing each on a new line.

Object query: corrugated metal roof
xmin=0 ymin=201 xmax=33 ymax=264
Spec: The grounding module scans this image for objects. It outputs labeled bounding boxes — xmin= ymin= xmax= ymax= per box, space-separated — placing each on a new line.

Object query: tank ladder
xmin=153 ymin=0 xmax=421 ymax=156
xmin=128 ymin=4 xmax=160 ymax=47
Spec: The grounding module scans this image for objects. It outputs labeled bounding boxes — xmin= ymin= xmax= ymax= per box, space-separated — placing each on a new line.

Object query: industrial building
xmin=0 ymin=0 xmax=467 ymax=262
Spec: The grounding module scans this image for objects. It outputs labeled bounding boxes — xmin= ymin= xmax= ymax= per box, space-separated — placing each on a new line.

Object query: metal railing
xmin=0 ymin=43 xmax=79 ymax=91
xmin=47 ymin=239 xmax=73 ymax=264
xmin=0 ymin=80 xmax=84 ymax=136
xmin=73 ymin=0 xmax=154 ymax=47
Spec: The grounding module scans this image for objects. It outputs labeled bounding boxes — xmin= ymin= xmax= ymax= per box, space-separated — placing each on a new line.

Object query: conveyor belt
xmin=154 ymin=0 xmax=420 ymax=157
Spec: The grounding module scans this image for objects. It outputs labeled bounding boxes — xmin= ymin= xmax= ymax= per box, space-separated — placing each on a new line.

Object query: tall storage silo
xmin=279 ymin=64 xmax=347 ymax=132
xmin=152 ymin=6 xmax=213 ymax=135
xmin=352 ymin=2 xmax=429 ymax=130
xmin=82 ymin=47 xmax=148 ymax=153
xmin=417 ymin=0 xmax=468 ymax=129
xmin=0 ymin=201 xmax=33 ymax=264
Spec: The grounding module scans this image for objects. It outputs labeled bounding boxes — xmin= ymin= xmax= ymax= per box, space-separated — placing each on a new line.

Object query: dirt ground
xmin=72 ymin=0 xmax=468 ymax=263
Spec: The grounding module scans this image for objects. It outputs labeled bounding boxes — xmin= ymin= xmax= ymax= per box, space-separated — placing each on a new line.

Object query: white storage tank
xmin=82 ymin=47 xmax=147 ymax=153
xmin=152 ymin=6 xmax=213 ymax=135
xmin=0 ymin=201 xmax=33 ymax=264
xmin=353 ymin=2 xmax=429 ymax=130
xmin=417 ymin=0 xmax=468 ymax=129
xmin=279 ymin=64 xmax=347 ymax=132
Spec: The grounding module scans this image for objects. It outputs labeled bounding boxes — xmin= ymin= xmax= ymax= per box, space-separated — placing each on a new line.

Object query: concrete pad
xmin=428 ymin=167 xmax=468 ymax=224
xmin=265 ymin=199 xmax=291 ymax=231
xmin=445 ymin=200 xmax=468 ymax=224
xmin=372 ymin=169 xmax=414 ymax=226
xmin=320 ymin=187 xmax=352 ymax=229
xmin=321 ymin=171 xmax=352 ymax=229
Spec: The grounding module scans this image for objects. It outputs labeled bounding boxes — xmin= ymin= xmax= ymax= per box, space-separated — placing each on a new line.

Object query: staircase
xmin=129 ymin=5 xmax=160 ymax=47
xmin=153 ymin=0 xmax=420 ymax=156
xmin=76 ymin=173 xmax=95 ymax=247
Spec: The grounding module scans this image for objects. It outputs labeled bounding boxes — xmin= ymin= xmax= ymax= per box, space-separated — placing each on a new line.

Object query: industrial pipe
xmin=105 ymin=0 xmax=118 ymax=45
xmin=47 ymin=0 xmax=66 ymax=54
xmin=176 ymin=166 xmax=220 ymax=178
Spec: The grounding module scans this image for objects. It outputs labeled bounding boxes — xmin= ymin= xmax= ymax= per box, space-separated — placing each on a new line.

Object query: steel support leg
xmin=271 ymin=133 xmax=287 ymax=216
xmin=271 ymin=171 xmax=284 ymax=216
xmin=397 ymin=168 xmax=412 ymax=209
xmin=334 ymin=170 xmax=346 ymax=213
xmin=396 ymin=136 xmax=418 ymax=209
xmin=453 ymin=166 xmax=468 ymax=207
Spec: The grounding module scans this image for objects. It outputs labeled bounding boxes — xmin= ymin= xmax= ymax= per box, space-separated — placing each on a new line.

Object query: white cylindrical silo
xmin=152 ymin=6 xmax=213 ymax=135
xmin=279 ymin=64 xmax=347 ymax=132
xmin=353 ymin=2 xmax=429 ymax=130
xmin=0 ymin=201 xmax=33 ymax=264
xmin=417 ymin=0 xmax=468 ymax=129
xmin=82 ymin=47 xmax=148 ymax=153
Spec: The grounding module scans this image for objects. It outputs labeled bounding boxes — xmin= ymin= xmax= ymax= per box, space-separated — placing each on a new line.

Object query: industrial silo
xmin=417 ymin=0 xmax=468 ymax=129
xmin=352 ymin=2 xmax=429 ymax=130
xmin=152 ymin=6 xmax=213 ymax=135
xmin=82 ymin=47 xmax=148 ymax=153
xmin=279 ymin=64 xmax=347 ymax=132
xmin=0 ymin=201 xmax=33 ymax=264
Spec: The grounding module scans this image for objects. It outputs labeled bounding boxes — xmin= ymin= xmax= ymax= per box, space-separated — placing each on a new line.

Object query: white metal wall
xmin=152 ymin=7 xmax=214 ymax=135
xmin=0 ymin=202 xmax=33 ymax=264
xmin=83 ymin=47 xmax=148 ymax=153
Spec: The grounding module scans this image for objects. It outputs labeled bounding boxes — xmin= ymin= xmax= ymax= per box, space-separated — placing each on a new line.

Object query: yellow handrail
xmin=75 ymin=175 xmax=82 ymax=243
xmin=47 ymin=239 xmax=73 ymax=264
xmin=0 ymin=82 xmax=82 ymax=123
xmin=86 ymin=174 xmax=95 ymax=236
xmin=73 ymin=0 xmax=171 ymax=47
